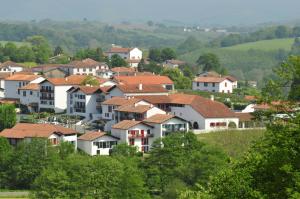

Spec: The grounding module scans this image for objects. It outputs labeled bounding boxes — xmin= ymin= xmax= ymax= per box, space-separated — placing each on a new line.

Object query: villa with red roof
xmin=106 ymin=46 xmax=142 ymax=68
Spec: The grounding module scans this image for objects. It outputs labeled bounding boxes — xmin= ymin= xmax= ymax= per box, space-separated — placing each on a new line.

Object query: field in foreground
xmin=198 ymin=129 xmax=265 ymax=159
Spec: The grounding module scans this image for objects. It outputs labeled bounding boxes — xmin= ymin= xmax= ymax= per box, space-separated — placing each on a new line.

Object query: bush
xmin=228 ymin=122 xmax=237 ymax=129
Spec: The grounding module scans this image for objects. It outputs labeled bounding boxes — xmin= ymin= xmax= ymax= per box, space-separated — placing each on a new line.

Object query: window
xmin=210 ymin=123 xmax=215 ymax=127
xmin=30 ymin=91 xmax=33 ymax=95
xmin=165 ymin=85 xmax=173 ymax=90
xmin=105 ymin=113 xmax=109 ymax=117
xmin=89 ymin=68 xmax=92 ymax=72
xmin=141 ymin=138 xmax=148 ymax=145
xmin=19 ymin=82 xmax=22 ymax=87
xmin=225 ymin=82 xmax=227 ymax=87
xmin=197 ymin=82 xmax=199 ymax=87
xmin=18 ymin=90 xmax=20 ymax=95
xmin=23 ymin=91 xmax=26 ymax=96
xmin=129 ymin=138 xmax=135 ymax=145
xmin=108 ymin=106 xmax=112 ymax=113
xmin=83 ymin=68 xmax=86 ymax=72
xmin=77 ymin=68 xmax=80 ymax=72
xmin=212 ymin=83 xmax=215 ymax=87
xmin=204 ymin=82 xmax=208 ymax=87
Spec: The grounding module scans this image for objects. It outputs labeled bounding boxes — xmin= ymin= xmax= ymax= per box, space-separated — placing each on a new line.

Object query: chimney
xmin=210 ymin=95 xmax=214 ymax=101
xmin=138 ymin=83 xmax=143 ymax=91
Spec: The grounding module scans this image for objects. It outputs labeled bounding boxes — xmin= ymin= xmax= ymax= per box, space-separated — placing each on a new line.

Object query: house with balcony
xmin=77 ymin=131 xmax=119 ymax=156
xmin=111 ymin=120 xmax=154 ymax=152
xmin=67 ymin=86 xmax=107 ymax=120
xmin=143 ymin=114 xmax=189 ymax=137
xmin=18 ymin=83 xmax=40 ymax=112
xmin=4 ymin=74 xmax=45 ymax=99
xmin=0 ymin=123 xmax=77 ymax=148
xmin=39 ymin=75 xmax=87 ymax=113
xmin=136 ymin=94 xmax=239 ymax=131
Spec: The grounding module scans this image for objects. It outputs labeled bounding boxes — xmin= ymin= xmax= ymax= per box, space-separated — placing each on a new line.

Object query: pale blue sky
xmin=0 ymin=0 xmax=299 ymax=25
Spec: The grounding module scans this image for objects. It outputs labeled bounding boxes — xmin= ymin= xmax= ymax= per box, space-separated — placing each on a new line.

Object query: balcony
xmin=40 ymin=89 xmax=54 ymax=93
xmin=40 ymin=96 xmax=54 ymax=100
xmin=74 ymin=108 xmax=86 ymax=113
xmin=128 ymin=133 xmax=154 ymax=138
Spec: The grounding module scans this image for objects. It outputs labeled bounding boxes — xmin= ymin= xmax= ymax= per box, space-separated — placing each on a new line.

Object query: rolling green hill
xmin=0 ymin=40 xmax=30 ymax=47
xmin=223 ymin=38 xmax=294 ymax=51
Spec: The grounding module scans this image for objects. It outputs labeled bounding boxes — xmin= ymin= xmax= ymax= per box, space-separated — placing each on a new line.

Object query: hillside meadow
xmin=197 ymin=129 xmax=265 ymax=159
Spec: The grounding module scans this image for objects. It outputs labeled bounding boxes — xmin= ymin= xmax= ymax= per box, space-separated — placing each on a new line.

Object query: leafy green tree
xmin=143 ymin=132 xmax=228 ymax=196
xmin=161 ymin=48 xmax=176 ymax=61
xmin=275 ymin=25 xmax=289 ymax=38
xmin=197 ymin=53 xmax=221 ymax=72
xmin=110 ymin=143 xmax=139 ymax=157
xmin=110 ymin=54 xmax=128 ymax=67
xmin=81 ymin=75 xmax=99 ymax=86
xmin=181 ymin=66 xmax=194 ymax=79
xmin=8 ymin=138 xmax=55 ymax=189
xmin=177 ymin=36 xmax=201 ymax=54
xmin=148 ymin=48 xmax=162 ymax=62
xmin=0 ymin=104 xmax=16 ymax=131
xmin=74 ymin=47 xmax=105 ymax=62
xmin=143 ymin=61 xmax=163 ymax=74
xmin=53 ymin=46 xmax=63 ymax=56
xmin=291 ymin=38 xmax=300 ymax=55
xmin=3 ymin=42 xmax=17 ymax=60
xmin=16 ymin=45 xmax=35 ymax=62
xmin=0 ymin=137 xmax=13 ymax=188
xmin=26 ymin=35 xmax=52 ymax=64
xmin=161 ymin=68 xmax=192 ymax=89
xmin=137 ymin=58 xmax=145 ymax=72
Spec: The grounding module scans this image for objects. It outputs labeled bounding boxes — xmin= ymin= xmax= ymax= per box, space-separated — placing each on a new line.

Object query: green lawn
xmin=198 ymin=129 xmax=265 ymax=159
xmin=0 ymin=41 xmax=30 ymax=47
xmin=223 ymin=38 xmax=294 ymax=51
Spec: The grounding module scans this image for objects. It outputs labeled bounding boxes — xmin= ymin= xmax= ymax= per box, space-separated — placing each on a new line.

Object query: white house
xmin=0 ymin=73 xmax=11 ymax=98
xmin=65 ymin=58 xmax=109 ymax=76
xmin=192 ymin=76 xmax=237 ymax=93
xmin=4 ymin=74 xmax=44 ymax=99
xmin=67 ymin=86 xmax=107 ymax=120
xmin=106 ymin=46 xmax=142 ymax=68
xmin=111 ymin=120 xmax=154 ymax=152
xmin=0 ymin=61 xmax=24 ymax=73
xmin=18 ymin=83 xmax=40 ymax=112
xmin=39 ymin=75 xmax=87 ymax=113
xmin=77 ymin=131 xmax=119 ymax=156
xmin=136 ymin=94 xmax=239 ymax=131
xmin=143 ymin=114 xmax=189 ymax=138
xmin=0 ymin=123 xmax=77 ymax=148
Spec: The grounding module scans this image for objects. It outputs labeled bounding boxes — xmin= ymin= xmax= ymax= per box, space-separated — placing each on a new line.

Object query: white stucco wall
xmin=192 ymin=79 xmax=234 ymax=93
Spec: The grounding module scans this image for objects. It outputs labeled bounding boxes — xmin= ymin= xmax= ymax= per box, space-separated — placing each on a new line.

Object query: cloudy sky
xmin=1 ymin=0 xmax=300 ymax=25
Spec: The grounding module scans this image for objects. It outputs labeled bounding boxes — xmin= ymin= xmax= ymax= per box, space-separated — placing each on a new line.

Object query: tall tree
xmin=53 ymin=46 xmax=63 ymax=56
xmin=0 ymin=104 xmax=16 ymax=131
xmin=26 ymin=35 xmax=52 ymax=64
xmin=161 ymin=48 xmax=176 ymax=61
xmin=197 ymin=53 xmax=221 ymax=72
xmin=110 ymin=54 xmax=128 ymax=67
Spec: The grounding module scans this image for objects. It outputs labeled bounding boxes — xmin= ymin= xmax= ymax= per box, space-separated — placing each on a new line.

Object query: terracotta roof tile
xmin=112 ymin=120 xmax=153 ymax=130
xmin=114 ymin=75 xmax=173 ymax=85
xmin=47 ymin=75 xmax=87 ymax=85
xmin=5 ymin=74 xmax=40 ymax=81
xmin=111 ymin=84 xmax=168 ymax=94
xmin=0 ymin=61 xmax=24 ymax=68
xmin=143 ymin=114 xmax=176 ymax=123
xmin=111 ymin=67 xmax=135 ymax=73
xmin=116 ymin=105 xmax=151 ymax=113
xmin=235 ymin=112 xmax=254 ymax=122
xmin=78 ymin=131 xmax=118 ymax=141
xmin=0 ymin=123 xmax=77 ymax=139
xmin=102 ymin=97 xmax=141 ymax=106
xmin=107 ymin=47 xmax=132 ymax=53
xmin=69 ymin=58 xmax=106 ymax=68
xmin=19 ymin=83 xmax=39 ymax=91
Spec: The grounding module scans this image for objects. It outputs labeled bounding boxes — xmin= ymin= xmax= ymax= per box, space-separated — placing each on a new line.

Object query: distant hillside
xmin=223 ymin=38 xmax=294 ymax=51
xmin=0 ymin=40 xmax=30 ymax=47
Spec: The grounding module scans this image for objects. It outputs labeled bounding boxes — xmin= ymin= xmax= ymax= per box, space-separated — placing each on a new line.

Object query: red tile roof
xmin=114 ymin=75 xmax=173 ymax=85
xmin=111 ymin=67 xmax=135 ymax=73
xmin=5 ymin=74 xmax=40 ymax=81
xmin=78 ymin=131 xmax=118 ymax=141
xmin=110 ymin=84 xmax=168 ymax=94
xmin=107 ymin=47 xmax=133 ymax=53
xmin=136 ymin=93 xmax=236 ymax=118
xmin=0 ymin=61 xmax=25 ymax=68
xmin=69 ymin=58 xmax=105 ymax=68
xmin=0 ymin=123 xmax=77 ymax=139
xmin=116 ymin=105 xmax=151 ymax=113
xmin=112 ymin=120 xmax=153 ymax=130
xmin=194 ymin=76 xmax=237 ymax=83
xmin=102 ymin=97 xmax=141 ymax=106
xmin=46 ymin=75 xmax=87 ymax=85
xmin=19 ymin=83 xmax=39 ymax=91
xmin=235 ymin=112 xmax=254 ymax=122
xmin=143 ymin=114 xmax=176 ymax=123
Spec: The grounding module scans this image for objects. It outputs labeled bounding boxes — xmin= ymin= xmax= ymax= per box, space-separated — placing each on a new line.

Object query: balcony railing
xmin=128 ymin=133 xmax=154 ymax=138
xmin=40 ymin=89 xmax=54 ymax=93
xmin=40 ymin=97 xmax=54 ymax=100
xmin=75 ymin=108 xmax=86 ymax=113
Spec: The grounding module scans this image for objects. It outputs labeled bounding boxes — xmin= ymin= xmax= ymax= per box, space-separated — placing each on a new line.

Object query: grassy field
xmin=0 ymin=41 xmax=30 ymax=47
xmin=223 ymin=38 xmax=294 ymax=51
xmin=198 ymin=129 xmax=265 ymax=159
